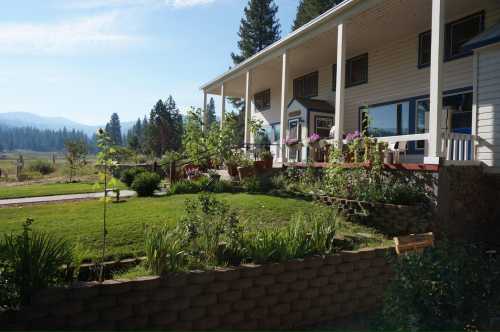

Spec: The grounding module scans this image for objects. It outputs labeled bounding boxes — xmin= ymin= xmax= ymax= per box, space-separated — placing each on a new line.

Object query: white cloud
xmin=62 ymin=0 xmax=216 ymax=10
xmin=0 ymin=13 xmax=141 ymax=56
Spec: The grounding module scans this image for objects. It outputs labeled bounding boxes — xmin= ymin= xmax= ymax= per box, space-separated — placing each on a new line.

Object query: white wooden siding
xmin=476 ymin=44 xmax=500 ymax=173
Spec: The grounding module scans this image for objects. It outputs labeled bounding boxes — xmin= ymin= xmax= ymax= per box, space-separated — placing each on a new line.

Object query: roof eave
xmin=199 ymin=0 xmax=360 ymax=91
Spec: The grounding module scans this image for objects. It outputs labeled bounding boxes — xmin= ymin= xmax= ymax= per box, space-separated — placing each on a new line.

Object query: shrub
xmin=241 ymin=176 xmax=272 ymax=193
xmin=169 ymin=177 xmax=235 ymax=195
xmin=131 ymin=172 xmax=161 ymax=197
xmin=379 ymin=242 xmax=499 ymax=331
xmin=120 ymin=167 xmax=145 ymax=187
xmin=0 ymin=219 xmax=73 ymax=306
xmin=169 ymin=180 xmax=202 ymax=194
xmin=28 ymin=160 xmax=55 ymax=175
xmin=144 ymin=225 xmax=186 ymax=275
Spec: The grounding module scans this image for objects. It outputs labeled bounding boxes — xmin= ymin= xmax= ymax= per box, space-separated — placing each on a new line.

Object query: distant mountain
xmin=0 ymin=112 xmax=134 ymax=136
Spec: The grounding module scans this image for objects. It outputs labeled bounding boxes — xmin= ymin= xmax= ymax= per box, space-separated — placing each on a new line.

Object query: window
xmin=346 ymin=54 xmax=368 ymax=87
xmin=315 ymin=116 xmax=334 ymax=138
xmin=416 ymin=100 xmax=430 ymax=149
xmin=415 ymin=92 xmax=472 ymax=149
xmin=361 ymin=102 xmax=410 ymax=137
xmin=265 ymin=123 xmax=280 ymax=143
xmin=293 ymin=72 xmax=318 ymax=99
xmin=418 ymin=31 xmax=432 ymax=67
xmin=254 ymin=89 xmax=271 ymax=111
xmin=446 ymin=12 xmax=484 ymax=59
xmin=418 ymin=12 xmax=484 ymax=67
xmin=332 ymin=64 xmax=337 ymax=91
xmin=289 ymin=119 xmax=300 ymax=140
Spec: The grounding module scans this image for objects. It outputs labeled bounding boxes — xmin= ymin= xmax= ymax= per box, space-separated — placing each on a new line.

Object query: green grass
xmin=0 ymin=182 xmax=126 ymax=199
xmin=0 ymin=193 xmax=390 ymax=261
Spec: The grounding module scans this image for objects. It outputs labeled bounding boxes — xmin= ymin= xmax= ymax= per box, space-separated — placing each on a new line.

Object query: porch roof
xmin=199 ymin=0 xmax=362 ymax=92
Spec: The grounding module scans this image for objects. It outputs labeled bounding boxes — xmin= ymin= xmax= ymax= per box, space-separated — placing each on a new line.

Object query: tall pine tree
xmin=231 ymin=0 xmax=281 ymax=64
xmin=146 ymin=96 xmax=183 ymax=157
xmin=293 ymin=0 xmax=344 ymax=31
xmin=230 ymin=0 xmax=281 ymax=144
xmin=206 ymin=97 xmax=217 ymax=128
xmin=105 ymin=113 xmax=122 ymax=146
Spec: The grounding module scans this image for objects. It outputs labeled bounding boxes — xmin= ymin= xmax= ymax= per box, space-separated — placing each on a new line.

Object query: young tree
xmin=230 ymin=0 xmax=281 ymax=144
xmin=105 ymin=113 xmax=122 ymax=146
xmin=64 ymin=139 xmax=88 ymax=182
xmin=292 ymin=0 xmax=343 ymax=30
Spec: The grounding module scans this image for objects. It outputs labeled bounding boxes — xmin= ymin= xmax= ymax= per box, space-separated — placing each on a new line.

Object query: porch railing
xmin=441 ymin=132 xmax=475 ymax=162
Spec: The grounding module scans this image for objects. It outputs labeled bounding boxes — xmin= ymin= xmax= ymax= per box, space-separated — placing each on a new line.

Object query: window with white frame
xmin=315 ymin=116 xmax=334 ymax=138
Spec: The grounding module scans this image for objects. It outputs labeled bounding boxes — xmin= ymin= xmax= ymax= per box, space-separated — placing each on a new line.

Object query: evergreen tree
xmin=146 ymin=96 xmax=183 ymax=157
xmin=105 ymin=113 xmax=122 ymax=146
xmin=206 ymin=97 xmax=217 ymax=128
xmin=231 ymin=0 xmax=281 ymax=64
xmin=230 ymin=0 xmax=281 ymax=144
xmin=292 ymin=0 xmax=343 ymax=31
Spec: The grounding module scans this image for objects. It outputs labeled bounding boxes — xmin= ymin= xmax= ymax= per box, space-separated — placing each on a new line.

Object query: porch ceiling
xmin=205 ymin=0 xmax=497 ymax=97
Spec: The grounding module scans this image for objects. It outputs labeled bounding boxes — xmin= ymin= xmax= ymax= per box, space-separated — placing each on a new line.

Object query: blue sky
xmin=0 ymin=0 xmax=296 ymax=125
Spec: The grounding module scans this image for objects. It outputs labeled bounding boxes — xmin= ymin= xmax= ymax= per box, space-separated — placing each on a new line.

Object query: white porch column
xmin=279 ymin=51 xmax=289 ymax=163
xmin=334 ymin=23 xmax=346 ymax=149
xmin=244 ymin=71 xmax=252 ymax=147
xmin=220 ymin=83 xmax=226 ymax=128
xmin=426 ymin=0 xmax=445 ymax=164
xmin=203 ymin=90 xmax=208 ymax=133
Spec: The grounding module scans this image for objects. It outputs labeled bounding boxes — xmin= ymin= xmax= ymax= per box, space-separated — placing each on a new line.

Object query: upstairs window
xmin=254 ymin=89 xmax=271 ymax=111
xmin=446 ymin=11 xmax=484 ymax=59
xmin=293 ymin=71 xmax=318 ymax=99
xmin=332 ymin=64 xmax=337 ymax=91
xmin=418 ymin=31 xmax=432 ymax=67
xmin=418 ymin=11 xmax=484 ymax=67
xmin=346 ymin=54 xmax=368 ymax=87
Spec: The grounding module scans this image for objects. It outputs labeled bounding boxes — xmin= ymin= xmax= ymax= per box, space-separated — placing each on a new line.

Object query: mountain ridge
xmin=0 ymin=112 xmax=134 ymax=136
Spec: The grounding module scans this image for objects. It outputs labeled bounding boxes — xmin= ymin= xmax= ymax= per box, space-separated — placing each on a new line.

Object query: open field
xmin=0 ymin=193 xmax=391 ymax=261
xmin=0 ymin=151 xmax=97 ymax=183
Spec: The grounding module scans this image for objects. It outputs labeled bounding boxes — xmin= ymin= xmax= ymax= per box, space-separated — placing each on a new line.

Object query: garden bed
xmin=316 ymin=195 xmax=433 ymax=237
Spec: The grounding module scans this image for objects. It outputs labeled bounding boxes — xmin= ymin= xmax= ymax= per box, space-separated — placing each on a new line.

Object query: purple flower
xmin=344 ymin=130 xmax=362 ymax=143
xmin=309 ymin=133 xmax=321 ymax=143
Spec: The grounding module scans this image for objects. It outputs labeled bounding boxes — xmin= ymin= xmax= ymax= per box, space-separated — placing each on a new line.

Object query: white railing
xmin=375 ymin=133 xmax=430 ymax=144
xmin=441 ymin=132 xmax=475 ymax=161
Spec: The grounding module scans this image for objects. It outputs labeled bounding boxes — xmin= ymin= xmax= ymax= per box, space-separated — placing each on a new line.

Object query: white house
xmin=200 ymin=0 xmax=500 ymax=172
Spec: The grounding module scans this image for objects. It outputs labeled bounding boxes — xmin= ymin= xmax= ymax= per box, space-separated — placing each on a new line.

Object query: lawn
xmin=0 ymin=193 xmax=390 ymax=261
xmin=0 ymin=182 xmax=125 ymax=199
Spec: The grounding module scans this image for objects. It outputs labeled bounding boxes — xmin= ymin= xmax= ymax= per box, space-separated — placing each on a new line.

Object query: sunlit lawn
xmin=0 ymin=193 xmax=390 ymax=261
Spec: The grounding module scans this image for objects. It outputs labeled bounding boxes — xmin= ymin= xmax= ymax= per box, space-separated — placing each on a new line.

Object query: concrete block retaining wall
xmin=317 ymin=195 xmax=433 ymax=236
xmin=0 ymin=247 xmax=394 ymax=331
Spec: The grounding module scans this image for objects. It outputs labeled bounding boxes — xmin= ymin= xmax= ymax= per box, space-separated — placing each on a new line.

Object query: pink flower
xmin=309 ymin=133 xmax=321 ymax=143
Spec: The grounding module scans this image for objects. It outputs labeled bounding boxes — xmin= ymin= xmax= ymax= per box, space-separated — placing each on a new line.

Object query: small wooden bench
xmin=393 ymin=232 xmax=434 ymax=255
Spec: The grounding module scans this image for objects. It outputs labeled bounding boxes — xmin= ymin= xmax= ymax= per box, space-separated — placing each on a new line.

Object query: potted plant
xmin=259 ymin=150 xmax=273 ymax=169
xmin=237 ymin=157 xmax=255 ymax=180
xmin=225 ymin=152 xmax=242 ymax=177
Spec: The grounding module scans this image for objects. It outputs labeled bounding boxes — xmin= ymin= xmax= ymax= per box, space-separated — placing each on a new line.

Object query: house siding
xmin=475 ymin=44 xmax=500 ymax=173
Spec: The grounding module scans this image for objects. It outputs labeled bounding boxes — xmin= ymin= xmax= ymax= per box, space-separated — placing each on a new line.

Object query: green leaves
xmin=0 ymin=219 xmax=73 ymax=306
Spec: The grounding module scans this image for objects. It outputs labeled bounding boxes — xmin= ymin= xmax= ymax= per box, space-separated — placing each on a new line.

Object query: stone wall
xmin=436 ymin=165 xmax=500 ymax=247
xmin=317 ymin=195 xmax=433 ymax=237
xmin=0 ymin=247 xmax=394 ymax=331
